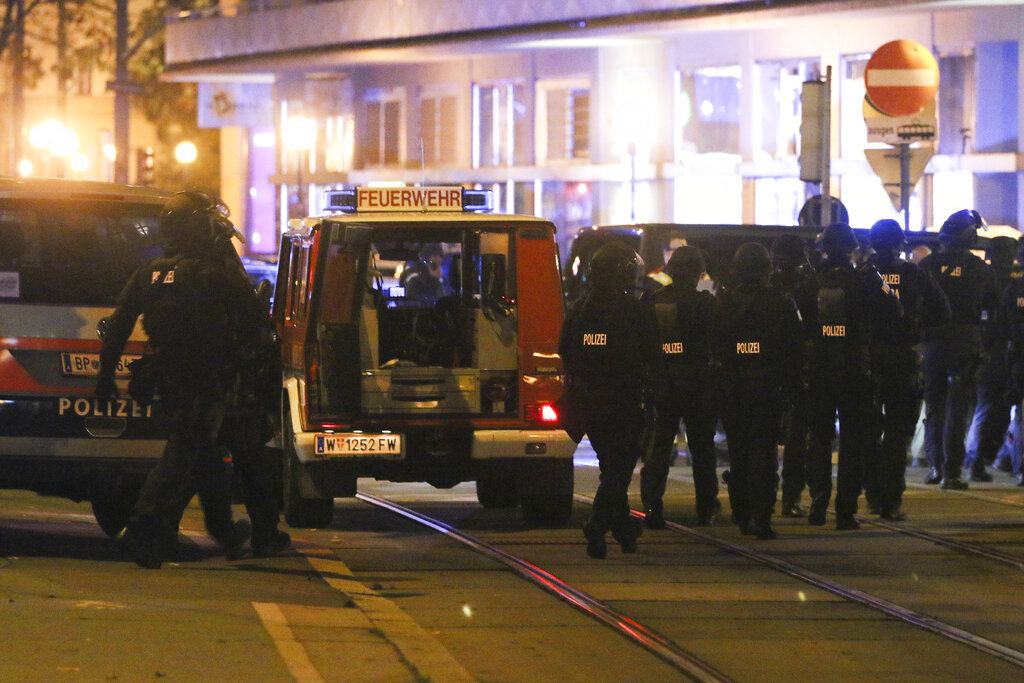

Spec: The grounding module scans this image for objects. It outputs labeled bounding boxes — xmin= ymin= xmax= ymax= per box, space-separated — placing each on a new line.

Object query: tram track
xmin=586 ymin=490 xmax=1024 ymax=671
xmin=355 ymin=492 xmax=733 ymax=683
xmin=355 ymin=488 xmax=1024 ymax=680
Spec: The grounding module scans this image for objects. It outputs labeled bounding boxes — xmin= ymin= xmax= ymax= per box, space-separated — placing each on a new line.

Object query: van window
xmin=0 ymin=201 xmax=162 ymax=305
xmin=360 ymin=226 xmax=516 ymax=369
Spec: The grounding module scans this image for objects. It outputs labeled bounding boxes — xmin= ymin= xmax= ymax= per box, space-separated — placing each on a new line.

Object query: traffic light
xmin=799 ymin=79 xmax=828 ymax=183
xmin=136 ymin=147 xmax=155 ymax=186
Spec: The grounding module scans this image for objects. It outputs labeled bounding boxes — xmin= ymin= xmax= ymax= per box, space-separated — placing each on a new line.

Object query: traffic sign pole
xmin=820 ymin=66 xmax=832 ymax=226
xmin=899 ymin=143 xmax=910 ymax=231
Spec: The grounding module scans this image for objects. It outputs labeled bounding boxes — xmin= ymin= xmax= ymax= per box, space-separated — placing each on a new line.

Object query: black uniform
xmin=919 ymin=246 xmax=998 ymax=487
xmin=964 ymin=237 xmax=1018 ymax=479
xmin=712 ymin=261 xmax=803 ymax=538
xmin=997 ymin=271 xmax=1024 ymax=482
xmin=560 ymin=275 xmax=663 ymax=557
xmin=641 ymin=281 xmax=718 ymax=525
xmin=98 ymin=227 xmax=264 ymax=567
xmin=768 ymin=261 xmax=818 ymax=514
xmin=805 ymin=253 xmax=903 ymax=528
xmin=865 ymin=250 xmax=950 ymax=518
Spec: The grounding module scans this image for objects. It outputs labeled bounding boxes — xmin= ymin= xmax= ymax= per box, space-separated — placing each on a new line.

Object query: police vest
xmin=928 ymin=250 xmax=989 ymax=325
xmin=569 ymin=293 xmax=645 ymax=392
xmin=715 ymin=288 xmax=783 ymax=371
xmin=652 ymin=288 xmax=712 ymax=367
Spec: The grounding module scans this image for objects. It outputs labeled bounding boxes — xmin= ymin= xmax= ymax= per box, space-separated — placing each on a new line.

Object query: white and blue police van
xmin=0 ymin=178 xmax=171 ymax=536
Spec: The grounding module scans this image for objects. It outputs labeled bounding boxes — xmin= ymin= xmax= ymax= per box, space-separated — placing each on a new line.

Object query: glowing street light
xmin=50 ymin=127 xmax=80 ymax=158
xmin=18 ymin=159 xmax=33 ymax=177
xmin=70 ymin=153 xmax=88 ymax=174
xmin=29 ymin=120 xmax=63 ymax=150
xmin=284 ymin=115 xmax=317 ymax=216
xmin=174 ymin=140 xmax=198 ymax=187
xmin=174 ymin=140 xmax=198 ymax=164
xmin=283 ymin=115 xmax=316 ymax=152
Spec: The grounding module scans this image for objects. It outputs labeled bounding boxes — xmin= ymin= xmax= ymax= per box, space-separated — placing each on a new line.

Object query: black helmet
xmin=938 ymin=209 xmax=985 ymax=248
xmin=770 ymin=234 xmax=808 ymax=269
xmin=869 ymin=219 xmax=905 ymax=250
xmin=986 ymin=235 xmax=1017 ymax=271
xmin=159 ymin=191 xmax=242 ymax=254
xmin=588 ymin=242 xmax=642 ymax=293
xmin=819 ymin=223 xmax=859 ymax=256
xmin=732 ymin=242 xmax=772 ymax=285
xmin=665 ymin=246 xmax=705 ymax=283
xmin=1017 ymin=237 xmax=1024 ymax=266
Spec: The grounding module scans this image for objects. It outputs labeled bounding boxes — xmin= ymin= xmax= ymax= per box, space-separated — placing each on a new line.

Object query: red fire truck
xmin=272 ymin=186 xmax=576 ymax=528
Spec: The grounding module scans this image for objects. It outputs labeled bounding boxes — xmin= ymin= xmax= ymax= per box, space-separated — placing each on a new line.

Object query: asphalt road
xmin=2 ymin=451 xmax=1024 ymax=682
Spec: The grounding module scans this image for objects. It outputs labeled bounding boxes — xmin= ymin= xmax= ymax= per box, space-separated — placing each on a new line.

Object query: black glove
xmin=95 ymin=373 xmax=119 ymax=401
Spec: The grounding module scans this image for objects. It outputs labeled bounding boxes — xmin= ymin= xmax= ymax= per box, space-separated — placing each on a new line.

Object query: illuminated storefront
xmin=164 ymin=1 xmax=1024 ymax=252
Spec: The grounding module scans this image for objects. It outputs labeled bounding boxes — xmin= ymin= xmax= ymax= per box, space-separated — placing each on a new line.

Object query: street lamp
xmin=175 ymin=140 xmax=198 ymax=187
xmin=284 ymin=115 xmax=316 ymax=216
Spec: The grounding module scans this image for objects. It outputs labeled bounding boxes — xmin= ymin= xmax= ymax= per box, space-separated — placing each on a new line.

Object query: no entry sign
xmin=864 ymin=40 xmax=939 ymax=117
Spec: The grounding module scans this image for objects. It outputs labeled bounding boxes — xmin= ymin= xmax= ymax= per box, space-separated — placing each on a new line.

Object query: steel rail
xmin=855 ymin=514 xmax=1024 ymax=572
xmin=575 ymin=494 xmax=1024 ymax=669
xmin=355 ymin=492 xmax=733 ymax=683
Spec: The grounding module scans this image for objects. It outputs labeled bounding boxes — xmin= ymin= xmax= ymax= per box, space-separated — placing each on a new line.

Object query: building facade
xmin=163 ymin=0 xmax=1024 ymax=256
xmin=0 ymin=1 xmax=160 ymax=186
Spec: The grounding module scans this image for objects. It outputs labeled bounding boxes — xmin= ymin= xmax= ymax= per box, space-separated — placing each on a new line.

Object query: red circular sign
xmin=864 ymin=39 xmax=939 ymax=117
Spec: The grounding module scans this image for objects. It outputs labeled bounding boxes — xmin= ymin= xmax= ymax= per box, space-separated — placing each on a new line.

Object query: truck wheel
xmin=281 ymin=411 xmax=335 ymax=529
xmin=282 ymin=450 xmax=335 ymax=528
xmin=476 ymin=476 xmax=519 ymax=508
xmin=520 ymin=492 xmax=573 ymax=527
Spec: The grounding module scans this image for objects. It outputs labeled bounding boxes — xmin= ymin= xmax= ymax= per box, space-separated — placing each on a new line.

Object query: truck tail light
xmin=525 ymin=403 xmax=559 ymax=424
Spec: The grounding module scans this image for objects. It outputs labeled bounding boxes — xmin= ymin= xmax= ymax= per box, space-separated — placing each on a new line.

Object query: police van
xmin=272 ymin=185 xmax=576 ymax=528
xmin=0 ymin=178 xmax=171 ymax=536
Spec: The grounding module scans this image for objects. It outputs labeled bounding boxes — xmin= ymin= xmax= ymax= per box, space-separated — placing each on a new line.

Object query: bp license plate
xmin=61 ymin=352 xmax=140 ymax=377
xmin=314 ymin=433 xmax=403 ymax=458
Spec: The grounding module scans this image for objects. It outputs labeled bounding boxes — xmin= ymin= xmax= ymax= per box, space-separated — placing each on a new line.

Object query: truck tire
xmin=282 ymin=410 xmax=335 ymax=529
xmin=476 ymin=476 xmax=519 ymax=508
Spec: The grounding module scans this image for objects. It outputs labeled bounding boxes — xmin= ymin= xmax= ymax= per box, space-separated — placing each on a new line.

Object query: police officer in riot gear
xmin=712 ymin=243 xmax=803 ymax=539
xmin=964 ymin=235 xmax=1018 ymax=482
xmin=769 ymin=234 xmax=818 ymax=517
xmin=560 ymin=243 xmax=664 ymax=558
xmin=641 ymin=246 xmax=719 ymax=528
xmin=996 ymin=238 xmax=1024 ymax=486
xmin=865 ymin=219 xmax=950 ymax=520
xmin=96 ymin=191 xmax=266 ymax=568
xmin=919 ymin=210 xmax=999 ymax=490
xmin=805 ymin=223 xmax=903 ymax=530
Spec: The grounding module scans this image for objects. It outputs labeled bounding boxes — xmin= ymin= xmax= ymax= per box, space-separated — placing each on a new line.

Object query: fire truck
xmin=272 ymin=186 xmax=576 ymax=528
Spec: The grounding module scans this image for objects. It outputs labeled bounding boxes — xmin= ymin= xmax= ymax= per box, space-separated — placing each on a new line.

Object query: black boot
xmin=644 ymin=501 xmax=666 ymax=530
xmin=807 ymin=494 xmax=828 ymax=526
xmin=583 ymin=520 xmax=607 ymax=559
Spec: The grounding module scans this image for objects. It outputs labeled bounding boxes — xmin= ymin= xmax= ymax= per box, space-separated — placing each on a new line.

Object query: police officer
xmin=641 ymin=246 xmax=719 ymax=528
xmin=919 ymin=210 xmax=999 ymax=490
xmin=997 ymin=237 xmax=1024 ymax=486
xmin=769 ymin=234 xmax=818 ymax=517
xmin=805 ymin=223 xmax=903 ymax=530
xmin=96 ymin=191 xmax=264 ymax=568
xmin=864 ymin=220 xmax=950 ymax=521
xmin=964 ymin=235 xmax=1018 ymax=482
xmin=712 ymin=243 xmax=803 ymax=539
xmin=559 ymin=243 xmax=664 ymax=558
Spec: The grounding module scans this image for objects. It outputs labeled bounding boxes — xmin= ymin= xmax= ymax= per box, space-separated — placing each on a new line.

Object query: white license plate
xmin=315 ymin=433 xmax=403 ymax=457
xmin=61 ymin=352 xmax=141 ymax=377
